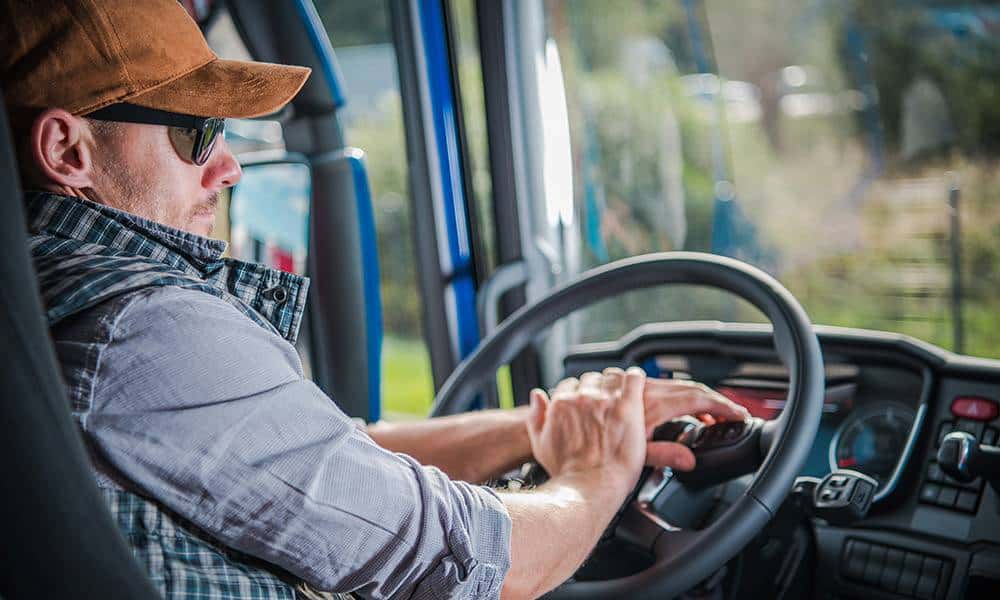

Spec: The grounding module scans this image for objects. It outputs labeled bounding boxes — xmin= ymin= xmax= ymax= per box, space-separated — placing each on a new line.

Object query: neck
xmin=40 ymin=183 xmax=90 ymax=201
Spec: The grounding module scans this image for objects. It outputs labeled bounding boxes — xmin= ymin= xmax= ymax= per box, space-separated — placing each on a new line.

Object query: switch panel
xmin=841 ymin=539 xmax=953 ymax=599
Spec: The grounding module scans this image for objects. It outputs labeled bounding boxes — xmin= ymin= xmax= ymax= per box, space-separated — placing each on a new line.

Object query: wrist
xmin=510 ymin=405 xmax=533 ymax=462
xmin=551 ymin=464 xmax=637 ymax=504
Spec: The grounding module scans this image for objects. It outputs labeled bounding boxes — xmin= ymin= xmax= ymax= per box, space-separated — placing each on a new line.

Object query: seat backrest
xmin=0 ymin=92 xmax=160 ymax=598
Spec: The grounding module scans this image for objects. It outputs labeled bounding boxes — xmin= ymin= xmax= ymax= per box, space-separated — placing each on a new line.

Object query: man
xmin=2 ymin=1 xmax=748 ymax=598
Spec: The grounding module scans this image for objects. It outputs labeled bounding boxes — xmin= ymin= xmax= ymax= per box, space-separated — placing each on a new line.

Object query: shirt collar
xmin=25 ymin=191 xmax=310 ymax=344
xmin=25 ymin=191 xmax=229 ymax=265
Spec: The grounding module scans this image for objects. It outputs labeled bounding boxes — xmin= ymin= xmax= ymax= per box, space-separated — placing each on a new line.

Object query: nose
xmin=202 ymin=137 xmax=242 ymax=190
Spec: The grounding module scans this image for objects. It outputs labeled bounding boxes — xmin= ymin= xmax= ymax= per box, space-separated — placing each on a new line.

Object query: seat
xmin=0 ymin=91 xmax=159 ymax=598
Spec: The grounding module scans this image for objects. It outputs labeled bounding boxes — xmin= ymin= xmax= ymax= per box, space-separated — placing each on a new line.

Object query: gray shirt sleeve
xmin=87 ymin=286 xmax=511 ymax=599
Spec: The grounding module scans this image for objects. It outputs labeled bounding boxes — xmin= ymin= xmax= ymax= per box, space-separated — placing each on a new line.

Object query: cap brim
xmin=125 ymin=58 xmax=311 ymax=119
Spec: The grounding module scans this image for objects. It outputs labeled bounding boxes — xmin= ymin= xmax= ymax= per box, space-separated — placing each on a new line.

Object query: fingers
xmin=646 ymin=441 xmax=697 ymax=471
xmin=578 ymin=371 xmax=603 ymax=398
xmin=600 ymin=367 xmax=624 ymax=398
xmin=550 ymin=377 xmax=579 ymax=401
xmin=613 ymin=366 xmax=646 ymax=419
xmin=644 ymin=378 xmax=749 ymax=425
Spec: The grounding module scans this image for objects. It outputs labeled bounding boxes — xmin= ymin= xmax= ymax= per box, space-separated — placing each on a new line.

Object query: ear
xmin=29 ymin=109 xmax=96 ymax=189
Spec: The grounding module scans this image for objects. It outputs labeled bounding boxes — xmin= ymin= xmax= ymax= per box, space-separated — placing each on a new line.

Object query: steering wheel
xmin=430 ymin=252 xmax=824 ymax=599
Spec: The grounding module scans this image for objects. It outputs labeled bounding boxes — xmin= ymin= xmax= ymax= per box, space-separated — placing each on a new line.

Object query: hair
xmin=87 ymin=118 xmax=122 ymax=138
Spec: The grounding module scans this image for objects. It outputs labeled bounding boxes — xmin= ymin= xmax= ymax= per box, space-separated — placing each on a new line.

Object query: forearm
xmin=499 ymin=470 xmax=630 ymax=600
xmin=367 ymin=406 xmax=533 ymax=483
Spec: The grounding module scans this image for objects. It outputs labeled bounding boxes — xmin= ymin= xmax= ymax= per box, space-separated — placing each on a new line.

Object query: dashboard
xmin=562 ymin=322 xmax=1000 ymax=599
xmin=647 ymin=352 xmax=925 ymax=499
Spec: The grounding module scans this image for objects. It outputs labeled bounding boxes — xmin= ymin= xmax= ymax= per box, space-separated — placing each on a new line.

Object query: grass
xmin=380 ymin=336 xmax=517 ymax=421
xmin=381 ymin=336 xmax=435 ymax=420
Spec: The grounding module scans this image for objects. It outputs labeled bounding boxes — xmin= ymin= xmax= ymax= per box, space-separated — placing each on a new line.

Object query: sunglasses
xmin=86 ymin=103 xmax=226 ymax=166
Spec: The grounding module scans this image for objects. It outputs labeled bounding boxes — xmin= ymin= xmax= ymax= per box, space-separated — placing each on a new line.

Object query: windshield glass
xmin=537 ymin=0 xmax=998 ymax=359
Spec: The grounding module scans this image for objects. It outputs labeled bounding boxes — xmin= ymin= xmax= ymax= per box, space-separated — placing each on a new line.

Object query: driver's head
xmin=1 ymin=0 xmax=310 ymax=236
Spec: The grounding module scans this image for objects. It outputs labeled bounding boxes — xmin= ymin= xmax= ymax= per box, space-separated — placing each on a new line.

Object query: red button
xmin=951 ymin=396 xmax=999 ymax=421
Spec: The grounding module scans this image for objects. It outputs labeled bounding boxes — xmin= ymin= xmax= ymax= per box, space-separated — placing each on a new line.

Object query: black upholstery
xmin=0 ymin=92 xmax=159 ymax=598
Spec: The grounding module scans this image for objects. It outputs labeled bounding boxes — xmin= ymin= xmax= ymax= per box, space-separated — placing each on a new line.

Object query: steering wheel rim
xmin=431 ymin=252 xmax=824 ymax=599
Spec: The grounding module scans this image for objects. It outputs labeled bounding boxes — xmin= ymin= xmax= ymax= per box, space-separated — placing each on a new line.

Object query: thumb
xmin=528 ymin=388 xmax=549 ymax=434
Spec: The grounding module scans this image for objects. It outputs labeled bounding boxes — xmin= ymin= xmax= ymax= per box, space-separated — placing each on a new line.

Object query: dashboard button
xmin=955 ymin=490 xmax=978 ymax=512
xmin=881 ymin=548 xmax=905 ymax=591
xmin=819 ymin=489 xmax=841 ymax=502
xmin=927 ymin=462 xmax=945 ymax=483
xmin=920 ymin=483 xmax=941 ymax=503
xmin=937 ymin=486 xmax=958 ymax=507
xmin=842 ymin=540 xmax=867 ymax=581
xmin=951 ymin=396 xmax=999 ymax=421
xmin=722 ymin=422 xmax=744 ymax=440
xmin=897 ymin=553 xmax=923 ymax=597
xmin=916 ymin=557 xmax=942 ymax=600
xmin=863 ymin=544 xmax=886 ymax=586
xmin=952 ymin=475 xmax=984 ymax=491
xmin=851 ymin=480 xmax=873 ymax=508
xmin=938 ymin=560 xmax=954 ymax=598
xmin=984 ymin=427 xmax=998 ymax=446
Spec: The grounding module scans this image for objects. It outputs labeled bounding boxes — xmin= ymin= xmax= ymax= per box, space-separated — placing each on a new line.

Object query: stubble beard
xmin=186 ymin=191 xmax=221 ymax=237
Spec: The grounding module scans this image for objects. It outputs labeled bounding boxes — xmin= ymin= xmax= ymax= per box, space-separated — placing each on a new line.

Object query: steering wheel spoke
xmin=652 ymin=526 xmax=701 ymax=561
xmin=615 ymin=497 xmax=679 ymax=551
xmin=613 ymin=467 xmax=711 ymax=552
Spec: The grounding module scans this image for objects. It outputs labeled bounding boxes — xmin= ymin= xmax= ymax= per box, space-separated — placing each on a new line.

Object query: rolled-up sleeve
xmin=87 ymin=287 xmax=511 ymax=599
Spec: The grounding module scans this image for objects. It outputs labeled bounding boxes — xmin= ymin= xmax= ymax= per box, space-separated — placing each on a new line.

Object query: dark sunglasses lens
xmin=167 ymin=119 xmax=225 ymax=165
xmin=168 ymin=127 xmax=198 ymax=163
xmin=195 ymin=119 xmax=225 ymax=165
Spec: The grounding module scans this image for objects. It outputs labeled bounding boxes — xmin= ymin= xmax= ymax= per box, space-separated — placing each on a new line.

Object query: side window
xmin=316 ymin=0 xmax=436 ymax=419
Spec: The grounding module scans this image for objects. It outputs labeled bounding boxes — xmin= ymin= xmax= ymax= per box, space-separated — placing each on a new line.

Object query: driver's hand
xmin=642 ymin=378 xmax=750 ymax=471
xmin=526 ymin=367 xmax=647 ymax=492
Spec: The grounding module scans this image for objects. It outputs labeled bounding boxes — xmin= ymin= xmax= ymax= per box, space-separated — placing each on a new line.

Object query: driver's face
xmin=88 ymin=121 xmax=241 ymax=237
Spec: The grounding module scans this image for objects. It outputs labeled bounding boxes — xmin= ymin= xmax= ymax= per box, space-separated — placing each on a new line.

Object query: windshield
xmin=534 ymin=0 xmax=998 ymax=359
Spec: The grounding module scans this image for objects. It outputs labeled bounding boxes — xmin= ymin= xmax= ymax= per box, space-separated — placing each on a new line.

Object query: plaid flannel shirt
xmin=26 ymin=191 xmax=344 ymax=600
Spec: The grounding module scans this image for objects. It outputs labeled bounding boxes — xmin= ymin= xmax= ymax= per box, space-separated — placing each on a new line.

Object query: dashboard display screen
xmin=831 ymin=401 xmax=916 ymax=489
xmin=715 ymin=383 xmax=855 ymax=421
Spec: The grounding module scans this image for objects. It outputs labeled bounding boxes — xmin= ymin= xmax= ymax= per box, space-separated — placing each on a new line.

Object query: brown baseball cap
xmin=1 ymin=0 xmax=311 ymax=118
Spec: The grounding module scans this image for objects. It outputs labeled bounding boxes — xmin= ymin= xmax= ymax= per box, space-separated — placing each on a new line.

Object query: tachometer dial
xmin=829 ymin=402 xmax=915 ymax=490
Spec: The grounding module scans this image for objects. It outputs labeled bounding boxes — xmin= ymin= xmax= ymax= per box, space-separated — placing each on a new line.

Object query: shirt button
xmin=265 ymin=286 xmax=289 ymax=305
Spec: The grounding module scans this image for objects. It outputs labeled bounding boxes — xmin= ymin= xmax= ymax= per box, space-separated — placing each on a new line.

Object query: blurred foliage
xmin=346 ymin=93 xmax=426 ymax=339
xmin=544 ymin=0 xmax=999 ymax=356
xmin=843 ymin=1 xmax=1000 ymax=156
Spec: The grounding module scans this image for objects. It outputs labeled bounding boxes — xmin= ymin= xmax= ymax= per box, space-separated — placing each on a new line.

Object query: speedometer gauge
xmin=829 ymin=402 xmax=915 ymax=490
